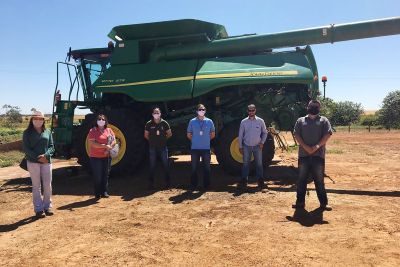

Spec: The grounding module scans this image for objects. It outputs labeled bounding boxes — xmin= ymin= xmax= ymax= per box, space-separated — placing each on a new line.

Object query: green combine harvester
xmin=51 ymin=17 xmax=400 ymax=174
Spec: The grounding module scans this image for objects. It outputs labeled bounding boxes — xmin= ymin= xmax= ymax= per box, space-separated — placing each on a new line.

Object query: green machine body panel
xmin=94 ymin=59 xmax=198 ymax=101
xmin=193 ymin=50 xmax=316 ymax=98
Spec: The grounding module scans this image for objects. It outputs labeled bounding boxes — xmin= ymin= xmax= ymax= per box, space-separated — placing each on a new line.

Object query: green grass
xmin=0 ymin=150 xmax=25 ymax=168
xmin=334 ymin=125 xmax=386 ymax=132
xmin=332 ymin=140 xmax=342 ymax=145
xmin=0 ymin=127 xmax=24 ymax=143
xmin=327 ymin=148 xmax=344 ymax=154
xmin=286 ymin=145 xmax=298 ymax=153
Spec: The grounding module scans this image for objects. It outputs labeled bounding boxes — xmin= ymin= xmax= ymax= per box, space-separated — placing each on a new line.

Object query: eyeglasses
xmin=97 ymin=118 xmax=105 ymax=121
xmin=198 ymin=109 xmax=205 ymax=111
xmin=248 ymin=109 xmax=256 ymax=112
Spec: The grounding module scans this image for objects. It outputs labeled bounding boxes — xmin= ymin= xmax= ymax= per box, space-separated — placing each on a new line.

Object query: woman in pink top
xmin=87 ymin=114 xmax=116 ymax=198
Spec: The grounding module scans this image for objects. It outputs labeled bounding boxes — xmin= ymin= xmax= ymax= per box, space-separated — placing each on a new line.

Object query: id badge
xmin=199 ymin=131 xmax=203 ymax=136
xmin=156 ymin=130 xmax=160 ymax=136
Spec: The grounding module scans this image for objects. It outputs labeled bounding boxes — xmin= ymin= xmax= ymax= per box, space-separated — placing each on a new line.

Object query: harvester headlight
xmin=115 ymin=35 xmax=123 ymax=41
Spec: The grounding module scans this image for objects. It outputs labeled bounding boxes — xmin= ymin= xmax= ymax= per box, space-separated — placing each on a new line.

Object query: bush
xmin=378 ymin=90 xmax=400 ymax=129
xmin=360 ymin=114 xmax=379 ymax=126
xmin=330 ymin=101 xmax=364 ymax=126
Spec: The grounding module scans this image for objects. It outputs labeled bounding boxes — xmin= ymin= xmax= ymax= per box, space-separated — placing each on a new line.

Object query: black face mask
xmin=307 ymin=106 xmax=320 ymax=115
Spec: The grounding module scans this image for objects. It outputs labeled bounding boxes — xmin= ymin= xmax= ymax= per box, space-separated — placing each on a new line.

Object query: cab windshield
xmin=83 ymin=57 xmax=111 ymax=86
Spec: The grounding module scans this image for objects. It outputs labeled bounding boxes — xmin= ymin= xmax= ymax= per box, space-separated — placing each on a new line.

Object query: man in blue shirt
xmin=238 ymin=104 xmax=268 ymax=189
xmin=187 ymin=104 xmax=215 ymax=190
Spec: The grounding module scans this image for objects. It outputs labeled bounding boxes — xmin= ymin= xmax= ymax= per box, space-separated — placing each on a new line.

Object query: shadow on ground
xmin=286 ymin=208 xmax=329 ymax=227
xmin=0 ymin=216 xmax=38 ymax=233
xmin=1 ymin=159 xmax=399 ymax=202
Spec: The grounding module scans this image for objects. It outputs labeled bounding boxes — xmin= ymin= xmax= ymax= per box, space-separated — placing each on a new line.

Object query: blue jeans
xmin=241 ymin=144 xmax=263 ymax=182
xmin=296 ymin=156 xmax=328 ymax=206
xmin=191 ymin=149 xmax=211 ymax=188
xmin=90 ymin=157 xmax=110 ymax=197
xmin=149 ymin=146 xmax=170 ymax=183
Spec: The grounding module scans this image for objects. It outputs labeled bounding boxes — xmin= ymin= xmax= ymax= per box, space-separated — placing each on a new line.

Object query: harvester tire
xmin=75 ymin=109 xmax=146 ymax=174
xmin=214 ymin=122 xmax=275 ymax=176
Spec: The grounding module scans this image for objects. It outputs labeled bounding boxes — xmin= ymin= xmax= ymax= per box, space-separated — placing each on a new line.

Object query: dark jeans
xmin=149 ymin=146 xmax=170 ymax=183
xmin=190 ymin=149 xmax=211 ymax=188
xmin=296 ymin=156 xmax=328 ymax=206
xmin=241 ymin=144 xmax=264 ymax=183
xmin=90 ymin=157 xmax=110 ymax=197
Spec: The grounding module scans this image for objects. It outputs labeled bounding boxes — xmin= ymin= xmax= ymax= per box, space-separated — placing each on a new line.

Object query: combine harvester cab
xmin=51 ymin=17 xmax=400 ymax=174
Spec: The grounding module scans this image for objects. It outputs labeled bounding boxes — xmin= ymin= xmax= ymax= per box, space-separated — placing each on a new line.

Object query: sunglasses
xmin=198 ymin=109 xmax=205 ymax=111
xmin=248 ymin=109 xmax=256 ymax=112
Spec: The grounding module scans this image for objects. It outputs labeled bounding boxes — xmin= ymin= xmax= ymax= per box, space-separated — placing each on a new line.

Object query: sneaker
xmin=44 ymin=209 xmax=54 ymax=216
xmin=102 ymin=192 xmax=110 ymax=198
xmin=292 ymin=203 xmax=305 ymax=209
xmin=35 ymin=211 xmax=45 ymax=219
xmin=320 ymin=204 xmax=332 ymax=211
xmin=94 ymin=195 xmax=101 ymax=200
xmin=257 ymin=180 xmax=265 ymax=189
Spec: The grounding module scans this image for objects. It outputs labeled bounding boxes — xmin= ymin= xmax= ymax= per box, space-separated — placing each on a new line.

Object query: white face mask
xmin=197 ymin=110 xmax=206 ymax=117
xmin=32 ymin=120 xmax=44 ymax=128
xmin=97 ymin=120 xmax=106 ymax=127
xmin=152 ymin=113 xmax=161 ymax=120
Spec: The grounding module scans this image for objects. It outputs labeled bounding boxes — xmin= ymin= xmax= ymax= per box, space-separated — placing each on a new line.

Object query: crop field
xmin=0 ymin=131 xmax=399 ymax=266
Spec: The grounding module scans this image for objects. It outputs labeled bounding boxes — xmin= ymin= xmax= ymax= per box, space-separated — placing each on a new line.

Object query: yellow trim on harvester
xmin=96 ymin=71 xmax=299 ymax=88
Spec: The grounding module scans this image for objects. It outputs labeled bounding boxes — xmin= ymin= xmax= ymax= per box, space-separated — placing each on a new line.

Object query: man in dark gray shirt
xmin=238 ymin=104 xmax=268 ymax=189
xmin=292 ymin=100 xmax=333 ymax=210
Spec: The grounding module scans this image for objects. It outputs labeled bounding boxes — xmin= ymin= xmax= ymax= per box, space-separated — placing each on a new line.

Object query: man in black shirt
xmin=144 ymin=107 xmax=172 ymax=190
xmin=292 ymin=100 xmax=333 ymax=211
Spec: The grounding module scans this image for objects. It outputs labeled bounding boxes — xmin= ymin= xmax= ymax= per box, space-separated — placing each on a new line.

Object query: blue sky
xmin=0 ymin=0 xmax=399 ymax=114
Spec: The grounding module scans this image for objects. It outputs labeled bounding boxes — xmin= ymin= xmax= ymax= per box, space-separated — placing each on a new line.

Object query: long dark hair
xmin=26 ymin=117 xmax=46 ymax=132
xmin=94 ymin=114 xmax=108 ymax=128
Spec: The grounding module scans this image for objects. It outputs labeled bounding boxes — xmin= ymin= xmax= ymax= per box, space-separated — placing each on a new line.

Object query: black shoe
xmin=35 ymin=211 xmax=45 ymax=219
xmin=257 ymin=180 xmax=265 ymax=189
xmin=189 ymin=184 xmax=197 ymax=191
xmin=95 ymin=195 xmax=101 ymax=200
xmin=44 ymin=209 xmax=54 ymax=216
xmin=292 ymin=203 xmax=305 ymax=209
xmin=237 ymin=180 xmax=247 ymax=189
xmin=319 ymin=204 xmax=332 ymax=211
xmin=101 ymin=192 xmax=110 ymax=198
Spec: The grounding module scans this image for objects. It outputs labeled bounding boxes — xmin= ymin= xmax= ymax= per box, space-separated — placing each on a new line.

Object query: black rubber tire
xmin=75 ymin=109 xmax=146 ymax=174
xmin=214 ymin=122 xmax=275 ymax=175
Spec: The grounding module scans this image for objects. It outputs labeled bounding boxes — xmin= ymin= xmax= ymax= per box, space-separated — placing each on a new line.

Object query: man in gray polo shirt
xmin=238 ymin=104 xmax=268 ymax=189
xmin=292 ymin=100 xmax=333 ymax=210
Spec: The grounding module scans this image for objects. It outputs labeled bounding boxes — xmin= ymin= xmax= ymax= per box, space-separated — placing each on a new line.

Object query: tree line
xmin=319 ymin=90 xmax=400 ymax=129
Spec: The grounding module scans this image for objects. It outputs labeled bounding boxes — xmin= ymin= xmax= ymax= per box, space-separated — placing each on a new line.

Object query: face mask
xmin=197 ymin=110 xmax=206 ymax=117
xmin=152 ymin=113 xmax=161 ymax=120
xmin=97 ymin=120 xmax=106 ymax=127
xmin=33 ymin=120 xmax=44 ymax=128
xmin=307 ymin=106 xmax=320 ymax=115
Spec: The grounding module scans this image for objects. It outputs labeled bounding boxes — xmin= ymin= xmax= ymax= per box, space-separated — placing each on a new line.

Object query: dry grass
xmin=0 ymin=150 xmax=24 ymax=167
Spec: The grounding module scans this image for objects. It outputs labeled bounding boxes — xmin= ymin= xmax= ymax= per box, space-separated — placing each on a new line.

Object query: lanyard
xmin=198 ymin=119 xmax=205 ymax=131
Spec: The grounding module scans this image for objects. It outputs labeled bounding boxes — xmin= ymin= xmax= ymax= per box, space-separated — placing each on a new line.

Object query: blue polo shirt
xmin=187 ymin=117 xmax=215 ymax=149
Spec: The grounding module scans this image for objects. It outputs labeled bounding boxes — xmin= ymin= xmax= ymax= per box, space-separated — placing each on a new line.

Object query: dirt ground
xmin=1 ymin=131 xmax=399 ymax=266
